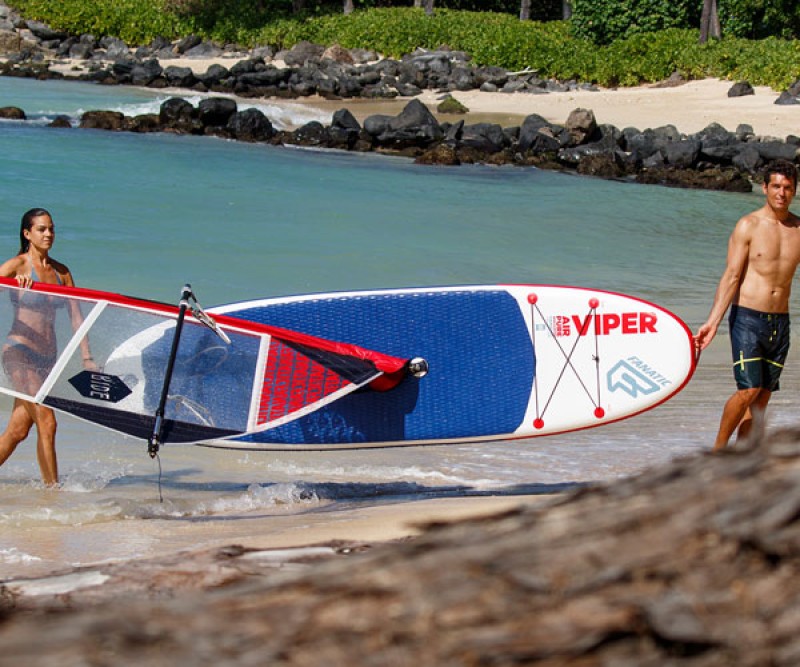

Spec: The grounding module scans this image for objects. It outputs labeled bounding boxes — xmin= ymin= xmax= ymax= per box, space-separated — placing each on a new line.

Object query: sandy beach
xmin=420 ymin=79 xmax=800 ymax=137
xmin=149 ymin=57 xmax=800 ymax=138
xmin=295 ymin=78 xmax=800 ymax=139
xmin=43 ymin=54 xmax=800 ymax=138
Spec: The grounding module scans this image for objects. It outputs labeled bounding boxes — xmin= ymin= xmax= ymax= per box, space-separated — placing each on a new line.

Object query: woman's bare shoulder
xmin=0 ymin=254 xmax=27 ymax=278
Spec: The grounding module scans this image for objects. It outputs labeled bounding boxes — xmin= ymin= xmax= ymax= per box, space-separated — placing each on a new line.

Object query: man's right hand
xmin=693 ymin=322 xmax=717 ymax=352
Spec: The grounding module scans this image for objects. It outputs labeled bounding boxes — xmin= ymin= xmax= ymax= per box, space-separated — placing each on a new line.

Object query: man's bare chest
xmin=750 ymin=224 xmax=800 ymax=265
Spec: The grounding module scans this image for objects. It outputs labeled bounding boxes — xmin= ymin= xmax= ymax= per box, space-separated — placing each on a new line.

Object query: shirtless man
xmin=695 ymin=159 xmax=800 ymax=451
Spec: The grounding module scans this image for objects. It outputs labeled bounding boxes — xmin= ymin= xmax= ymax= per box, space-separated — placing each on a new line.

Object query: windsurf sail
xmin=0 ymin=278 xmax=413 ymax=447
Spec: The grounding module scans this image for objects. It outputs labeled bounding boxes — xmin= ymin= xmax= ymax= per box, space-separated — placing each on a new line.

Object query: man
xmin=695 ymin=159 xmax=800 ymax=451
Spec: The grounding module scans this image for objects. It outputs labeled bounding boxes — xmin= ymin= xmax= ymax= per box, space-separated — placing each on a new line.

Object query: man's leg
xmin=713 ymin=387 xmax=763 ymax=451
xmin=736 ymin=389 xmax=771 ymax=443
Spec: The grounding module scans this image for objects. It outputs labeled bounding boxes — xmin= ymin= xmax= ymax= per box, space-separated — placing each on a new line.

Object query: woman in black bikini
xmin=0 ymin=208 xmax=83 ymax=486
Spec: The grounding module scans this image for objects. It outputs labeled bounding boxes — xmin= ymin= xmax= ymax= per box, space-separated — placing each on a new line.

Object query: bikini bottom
xmin=2 ymin=340 xmax=57 ymax=379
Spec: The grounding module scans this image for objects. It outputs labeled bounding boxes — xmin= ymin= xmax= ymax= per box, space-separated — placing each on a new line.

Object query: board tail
xmin=0 ymin=278 xmax=412 ymax=446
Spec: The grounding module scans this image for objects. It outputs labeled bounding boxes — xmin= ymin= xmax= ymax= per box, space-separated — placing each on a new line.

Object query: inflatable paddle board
xmin=211 ymin=284 xmax=697 ymax=450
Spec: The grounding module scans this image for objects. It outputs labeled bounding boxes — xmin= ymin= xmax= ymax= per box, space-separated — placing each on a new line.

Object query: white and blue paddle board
xmin=211 ymin=284 xmax=697 ymax=450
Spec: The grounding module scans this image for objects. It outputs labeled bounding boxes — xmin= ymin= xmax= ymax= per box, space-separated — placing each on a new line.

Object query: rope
xmin=529 ymin=296 xmax=602 ymax=427
xmin=155 ymin=452 xmax=164 ymax=504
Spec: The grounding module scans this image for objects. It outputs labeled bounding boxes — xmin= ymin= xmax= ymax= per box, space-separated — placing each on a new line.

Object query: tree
xmin=344 ymin=0 xmax=354 ymax=14
xmin=700 ymin=0 xmax=721 ymax=43
xmin=520 ymin=0 xmax=567 ymax=22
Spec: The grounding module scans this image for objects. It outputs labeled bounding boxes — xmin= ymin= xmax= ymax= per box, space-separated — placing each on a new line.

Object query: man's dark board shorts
xmin=729 ymin=304 xmax=791 ymax=392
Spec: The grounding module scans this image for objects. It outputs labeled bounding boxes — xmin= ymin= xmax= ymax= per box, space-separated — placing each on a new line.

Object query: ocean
xmin=0 ymin=75 xmax=797 ymax=579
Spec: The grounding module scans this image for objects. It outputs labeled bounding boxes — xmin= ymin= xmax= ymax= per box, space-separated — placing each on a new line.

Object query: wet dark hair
xmin=763 ymin=159 xmax=798 ymax=191
xmin=19 ymin=208 xmax=52 ymax=254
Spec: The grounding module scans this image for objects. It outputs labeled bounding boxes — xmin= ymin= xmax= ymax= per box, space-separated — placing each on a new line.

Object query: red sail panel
xmin=268 ymin=334 xmax=407 ymax=392
xmin=257 ymin=338 xmax=354 ymax=425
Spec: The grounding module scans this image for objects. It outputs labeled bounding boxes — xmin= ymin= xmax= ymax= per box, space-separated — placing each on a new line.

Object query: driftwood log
xmin=2 ymin=427 xmax=800 ymax=665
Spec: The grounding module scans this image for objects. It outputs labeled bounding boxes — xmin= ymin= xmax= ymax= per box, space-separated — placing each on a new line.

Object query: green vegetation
xmin=8 ymin=0 xmax=184 ymax=45
xmin=7 ymin=2 xmax=800 ymax=89
xmin=571 ymin=0 xmax=700 ymax=46
xmin=571 ymin=0 xmax=800 ymax=44
xmin=437 ymin=95 xmax=469 ymax=114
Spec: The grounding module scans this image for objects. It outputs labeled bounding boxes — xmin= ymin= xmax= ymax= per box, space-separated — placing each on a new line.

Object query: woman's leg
xmin=0 ymin=398 xmax=34 ymax=467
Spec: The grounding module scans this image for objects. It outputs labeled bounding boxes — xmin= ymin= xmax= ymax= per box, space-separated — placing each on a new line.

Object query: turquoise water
xmin=0 ymin=76 xmax=797 ymax=578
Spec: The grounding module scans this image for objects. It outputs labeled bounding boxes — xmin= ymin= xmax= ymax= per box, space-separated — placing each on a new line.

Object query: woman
xmin=0 ymin=208 xmax=85 ymax=486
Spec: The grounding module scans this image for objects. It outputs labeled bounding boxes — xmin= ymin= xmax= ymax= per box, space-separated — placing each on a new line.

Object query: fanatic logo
xmin=607 ymin=357 xmax=671 ymax=397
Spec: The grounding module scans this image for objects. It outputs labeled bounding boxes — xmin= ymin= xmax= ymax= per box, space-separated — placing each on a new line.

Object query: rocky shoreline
xmin=2 ymin=4 xmax=800 ymax=191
